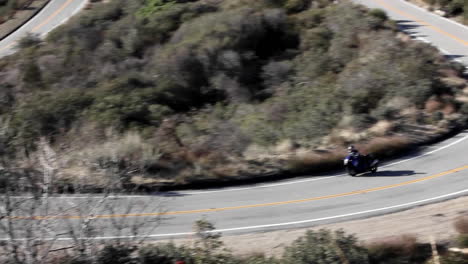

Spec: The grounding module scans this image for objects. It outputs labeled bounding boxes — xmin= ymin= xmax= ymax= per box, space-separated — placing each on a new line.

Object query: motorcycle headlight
xmin=344 ymin=159 xmax=348 ymax=165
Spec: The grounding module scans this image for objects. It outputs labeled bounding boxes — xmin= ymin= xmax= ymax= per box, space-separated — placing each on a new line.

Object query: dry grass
xmin=326 ymin=128 xmax=367 ymax=146
xmin=366 ymin=234 xmax=432 ymax=263
xmin=441 ymin=76 xmax=467 ymax=88
xmin=358 ymin=136 xmax=412 ymax=157
xmin=286 ymin=148 xmax=346 ymax=173
xmin=368 ymin=120 xmax=394 ymax=136
xmin=368 ymin=234 xmax=419 ymax=253
xmin=268 ymin=134 xmax=411 ymax=175
xmin=442 ymin=102 xmax=456 ymax=115
xmin=79 ymin=132 xmax=161 ymax=165
xmin=454 ymin=216 xmax=468 ymax=248
xmin=425 ymin=98 xmax=443 ymax=113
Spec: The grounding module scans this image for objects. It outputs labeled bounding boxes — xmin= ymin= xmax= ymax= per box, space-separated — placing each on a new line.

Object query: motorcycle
xmin=344 ymin=154 xmax=379 ymax=176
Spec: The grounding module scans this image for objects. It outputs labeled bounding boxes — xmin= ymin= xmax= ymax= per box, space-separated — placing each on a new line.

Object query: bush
xmin=97 ymin=244 xmax=136 ymax=264
xmin=457 ymin=234 xmax=468 ymax=248
xmin=139 ymin=243 xmax=191 ymax=264
xmin=454 ymin=216 xmax=468 ymax=234
xmin=367 ymin=235 xmax=432 ymax=264
xmin=12 ymin=90 xmax=93 ymax=142
xmin=440 ymin=252 xmax=468 ymax=264
xmin=282 ymin=229 xmax=369 ymax=264
xmin=17 ymin=33 xmax=42 ymax=49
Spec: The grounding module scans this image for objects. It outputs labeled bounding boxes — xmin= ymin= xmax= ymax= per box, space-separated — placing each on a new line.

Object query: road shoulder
xmin=164 ymin=196 xmax=468 ymax=257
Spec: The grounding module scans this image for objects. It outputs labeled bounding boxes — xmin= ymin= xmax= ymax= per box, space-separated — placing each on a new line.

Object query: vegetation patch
xmin=0 ymin=0 xmax=467 ymax=189
xmin=417 ymin=0 xmax=468 ymax=24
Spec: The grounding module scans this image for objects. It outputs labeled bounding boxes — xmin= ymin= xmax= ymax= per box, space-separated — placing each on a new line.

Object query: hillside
xmin=0 ymin=0 xmax=467 ymax=189
xmin=0 ymin=0 xmax=29 ymax=23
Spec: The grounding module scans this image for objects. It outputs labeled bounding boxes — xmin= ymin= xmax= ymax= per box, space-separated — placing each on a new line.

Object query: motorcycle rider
xmin=347 ymin=145 xmax=359 ymax=156
xmin=347 ymin=145 xmax=369 ymax=167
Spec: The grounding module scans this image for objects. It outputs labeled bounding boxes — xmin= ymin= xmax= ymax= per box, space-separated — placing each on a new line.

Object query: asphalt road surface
xmin=0 ymin=0 xmax=88 ymax=58
xmin=3 ymin=131 xmax=468 ymax=241
xmin=0 ymin=0 xmax=467 ymax=241
xmin=354 ymin=0 xmax=468 ymax=67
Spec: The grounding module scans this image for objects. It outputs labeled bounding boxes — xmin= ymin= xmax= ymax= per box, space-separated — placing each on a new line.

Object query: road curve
xmin=0 ymin=0 xmax=88 ymax=58
xmin=5 ymin=131 xmax=468 ymax=241
xmin=1 ymin=0 xmax=468 ymax=241
xmin=354 ymin=0 xmax=468 ymax=67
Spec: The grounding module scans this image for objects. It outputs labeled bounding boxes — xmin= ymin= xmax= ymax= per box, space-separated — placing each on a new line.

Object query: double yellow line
xmin=17 ymin=164 xmax=468 ymax=220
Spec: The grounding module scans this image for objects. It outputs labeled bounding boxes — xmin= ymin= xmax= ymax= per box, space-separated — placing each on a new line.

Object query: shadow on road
xmin=396 ymin=20 xmax=423 ymax=30
xmin=395 ymin=20 xmax=427 ymax=38
xmin=151 ymin=191 xmax=189 ymax=197
xmin=361 ymin=170 xmax=423 ymax=177
xmin=444 ymin=54 xmax=465 ymax=60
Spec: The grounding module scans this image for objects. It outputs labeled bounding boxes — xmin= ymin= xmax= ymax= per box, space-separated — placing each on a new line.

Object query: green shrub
xmin=284 ymin=0 xmax=311 ymax=13
xmin=457 ymin=234 xmax=468 ymax=248
xmin=139 ymin=243 xmax=192 ymax=264
xmin=97 ymin=244 xmax=136 ymax=264
xmin=17 ymin=33 xmax=42 ymax=49
xmin=282 ymin=229 xmax=369 ymax=264
xmin=12 ymin=90 xmax=93 ymax=142
xmin=440 ymin=252 xmax=468 ymax=264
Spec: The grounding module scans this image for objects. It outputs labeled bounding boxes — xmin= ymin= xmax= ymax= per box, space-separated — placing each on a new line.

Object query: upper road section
xmin=0 ymin=0 xmax=88 ymax=58
xmin=353 ymin=0 xmax=468 ymax=67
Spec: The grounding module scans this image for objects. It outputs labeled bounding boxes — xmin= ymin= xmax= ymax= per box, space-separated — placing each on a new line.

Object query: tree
xmin=0 ymin=138 xmax=164 ymax=263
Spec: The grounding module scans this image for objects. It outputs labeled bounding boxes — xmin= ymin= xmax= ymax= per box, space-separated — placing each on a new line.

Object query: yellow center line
xmin=32 ymin=0 xmax=75 ymax=32
xmin=374 ymin=0 xmax=468 ymax=46
xmin=0 ymin=0 xmax=76 ymax=53
xmin=15 ymin=165 xmax=468 ymax=220
xmin=0 ymin=42 xmax=15 ymax=52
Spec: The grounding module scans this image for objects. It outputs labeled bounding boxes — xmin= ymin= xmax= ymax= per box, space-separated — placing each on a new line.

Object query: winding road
xmin=355 ymin=0 xmax=468 ymax=67
xmin=0 ymin=0 xmax=88 ymax=58
xmin=0 ymin=0 xmax=467 ymax=241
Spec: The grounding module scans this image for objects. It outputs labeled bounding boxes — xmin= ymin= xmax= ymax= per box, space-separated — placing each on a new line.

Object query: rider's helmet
xmin=347 ymin=145 xmax=357 ymax=154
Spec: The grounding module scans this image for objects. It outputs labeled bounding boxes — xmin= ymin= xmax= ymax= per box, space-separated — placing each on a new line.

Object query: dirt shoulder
xmin=165 ymin=195 xmax=468 ymax=257
xmin=0 ymin=0 xmax=50 ymax=40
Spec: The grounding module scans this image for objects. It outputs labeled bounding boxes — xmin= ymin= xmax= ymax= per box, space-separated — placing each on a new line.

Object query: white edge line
xmin=400 ymin=0 xmax=468 ymax=31
xmin=415 ymin=37 xmax=430 ymax=43
xmin=5 ymin=189 xmax=467 ymax=241
xmin=381 ymin=132 xmax=468 ymax=167
xmin=186 ymin=131 xmax=468 ymax=195
xmin=184 ymin=176 xmax=336 ymax=195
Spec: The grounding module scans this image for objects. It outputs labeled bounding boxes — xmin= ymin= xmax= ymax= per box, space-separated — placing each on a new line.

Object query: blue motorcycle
xmin=344 ymin=154 xmax=379 ymax=176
